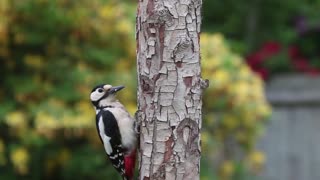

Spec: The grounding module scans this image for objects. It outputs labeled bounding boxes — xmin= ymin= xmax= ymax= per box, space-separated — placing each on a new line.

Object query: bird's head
xmin=90 ymin=84 xmax=125 ymax=108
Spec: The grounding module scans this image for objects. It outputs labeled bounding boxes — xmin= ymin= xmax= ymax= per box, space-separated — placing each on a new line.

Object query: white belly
xmin=106 ymin=108 xmax=137 ymax=153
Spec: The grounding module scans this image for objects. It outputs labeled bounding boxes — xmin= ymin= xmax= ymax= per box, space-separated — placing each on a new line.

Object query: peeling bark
xmin=136 ymin=0 xmax=204 ymax=179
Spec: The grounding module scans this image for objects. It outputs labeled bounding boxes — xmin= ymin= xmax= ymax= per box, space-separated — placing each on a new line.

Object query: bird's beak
xmin=108 ymin=85 xmax=125 ymax=94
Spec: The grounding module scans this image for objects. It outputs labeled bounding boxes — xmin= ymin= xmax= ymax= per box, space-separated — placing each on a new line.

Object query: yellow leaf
xmin=247 ymin=150 xmax=266 ymax=167
xmin=222 ymin=115 xmax=239 ymax=130
xmin=212 ymin=69 xmax=230 ymax=88
xmin=5 ymin=111 xmax=27 ymax=128
xmin=24 ymin=54 xmax=44 ymax=69
xmin=116 ymin=19 xmax=132 ymax=34
xmin=220 ymin=160 xmax=235 ymax=177
xmin=10 ymin=147 xmax=29 ymax=175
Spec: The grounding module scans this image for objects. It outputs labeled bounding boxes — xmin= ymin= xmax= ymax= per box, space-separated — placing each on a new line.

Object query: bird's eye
xmin=98 ymin=88 xmax=104 ymax=93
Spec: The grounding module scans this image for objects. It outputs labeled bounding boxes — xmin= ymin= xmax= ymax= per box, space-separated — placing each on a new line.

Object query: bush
xmin=203 ymin=0 xmax=320 ymax=54
xmin=0 ymin=0 xmax=136 ymax=179
xmin=201 ymin=33 xmax=271 ymax=179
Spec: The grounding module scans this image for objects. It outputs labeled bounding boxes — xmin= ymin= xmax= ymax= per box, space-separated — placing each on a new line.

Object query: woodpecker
xmin=90 ymin=84 xmax=137 ymax=180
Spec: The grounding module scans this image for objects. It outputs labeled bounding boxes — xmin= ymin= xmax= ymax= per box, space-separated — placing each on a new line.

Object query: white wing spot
xmin=109 ymin=154 xmax=118 ymax=159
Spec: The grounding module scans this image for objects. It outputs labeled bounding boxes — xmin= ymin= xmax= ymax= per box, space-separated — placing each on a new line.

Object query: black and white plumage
xmin=90 ymin=84 xmax=137 ymax=180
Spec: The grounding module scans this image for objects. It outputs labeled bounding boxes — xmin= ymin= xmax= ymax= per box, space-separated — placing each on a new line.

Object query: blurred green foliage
xmin=203 ymin=0 xmax=320 ymax=53
xmin=0 ymin=0 xmax=271 ymax=180
xmin=201 ymin=33 xmax=271 ymax=180
xmin=0 ymin=0 xmax=136 ymax=179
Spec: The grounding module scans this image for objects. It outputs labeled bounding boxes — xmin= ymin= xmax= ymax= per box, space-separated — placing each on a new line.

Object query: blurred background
xmin=0 ymin=0 xmax=319 ymax=179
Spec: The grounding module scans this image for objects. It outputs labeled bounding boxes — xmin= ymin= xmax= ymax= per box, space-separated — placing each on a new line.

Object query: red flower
xmin=247 ymin=53 xmax=264 ymax=67
xmin=250 ymin=67 xmax=269 ymax=80
xmin=247 ymin=42 xmax=281 ymax=67
xmin=288 ymin=46 xmax=300 ymax=59
xmin=246 ymin=41 xmax=320 ymax=80
xmin=261 ymin=42 xmax=281 ymax=55
xmin=292 ymin=58 xmax=309 ymax=71
xmin=246 ymin=42 xmax=282 ymax=80
xmin=307 ymin=68 xmax=320 ymax=76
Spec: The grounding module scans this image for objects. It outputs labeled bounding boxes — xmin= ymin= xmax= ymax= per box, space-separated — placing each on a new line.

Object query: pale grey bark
xmin=136 ymin=0 xmax=205 ymax=180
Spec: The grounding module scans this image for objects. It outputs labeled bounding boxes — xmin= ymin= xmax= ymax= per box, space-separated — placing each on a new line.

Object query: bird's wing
xmin=96 ymin=110 xmax=126 ymax=176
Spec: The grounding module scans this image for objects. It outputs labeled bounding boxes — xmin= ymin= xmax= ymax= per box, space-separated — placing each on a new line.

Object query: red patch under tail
xmin=124 ymin=150 xmax=136 ymax=180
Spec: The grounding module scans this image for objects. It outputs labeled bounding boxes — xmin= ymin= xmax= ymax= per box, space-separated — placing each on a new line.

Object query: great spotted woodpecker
xmin=90 ymin=84 xmax=137 ymax=180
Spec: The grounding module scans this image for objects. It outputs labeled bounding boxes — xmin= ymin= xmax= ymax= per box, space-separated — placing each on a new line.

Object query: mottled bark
xmin=136 ymin=0 xmax=205 ymax=180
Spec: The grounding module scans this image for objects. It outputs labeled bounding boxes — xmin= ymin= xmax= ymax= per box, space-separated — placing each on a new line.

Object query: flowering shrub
xmin=0 ymin=0 xmax=136 ymax=179
xmin=247 ymin=42 xmax=320 ymax=80
xmin=201 ymin=33 xmax=271 ymax=179
xmin=246 ymin=16 xmax=320 ymax=80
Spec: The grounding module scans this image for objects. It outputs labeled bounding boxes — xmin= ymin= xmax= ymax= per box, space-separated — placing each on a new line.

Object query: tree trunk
xmin=136 ymin=0 xmax=205 ymax=180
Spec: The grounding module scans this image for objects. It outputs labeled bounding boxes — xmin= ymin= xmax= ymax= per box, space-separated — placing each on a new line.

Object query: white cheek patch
xmin=90 ymin=91 xmax=104 ymax=101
